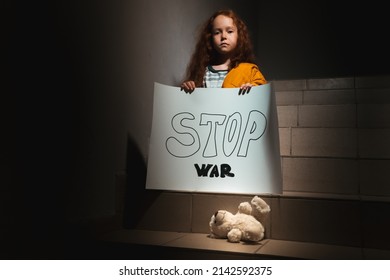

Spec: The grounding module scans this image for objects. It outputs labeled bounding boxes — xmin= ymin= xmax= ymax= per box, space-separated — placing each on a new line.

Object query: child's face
xmin=211 ymin=15 xmax=238 ymax=56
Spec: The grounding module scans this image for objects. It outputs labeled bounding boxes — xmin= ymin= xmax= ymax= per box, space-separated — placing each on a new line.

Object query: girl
xmin=181 ymin=9 xmax=267 ymax=95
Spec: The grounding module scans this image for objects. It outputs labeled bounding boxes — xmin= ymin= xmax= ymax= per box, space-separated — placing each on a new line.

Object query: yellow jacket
xmin=222 ymin=63 xmax=267 ymax=88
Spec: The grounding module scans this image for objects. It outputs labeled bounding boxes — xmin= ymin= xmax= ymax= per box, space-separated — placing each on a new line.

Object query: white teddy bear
xmin=209 ymin=196 xmax=270 ymax=243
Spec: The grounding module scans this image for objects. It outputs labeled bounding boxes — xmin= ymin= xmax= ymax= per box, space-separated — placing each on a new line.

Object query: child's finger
xmin=180 ymin=81 xmax=195 ymax=93
xmin=238 ymin=83 xmax=252 ymax=95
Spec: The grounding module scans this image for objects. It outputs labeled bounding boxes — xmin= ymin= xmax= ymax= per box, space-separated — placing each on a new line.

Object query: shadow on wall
xmin=123 ymin=135 xmax=162 ymax=229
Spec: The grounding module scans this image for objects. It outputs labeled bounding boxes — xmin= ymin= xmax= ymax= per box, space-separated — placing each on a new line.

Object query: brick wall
xmin=274 ymin=75 xmax=390 ymax=200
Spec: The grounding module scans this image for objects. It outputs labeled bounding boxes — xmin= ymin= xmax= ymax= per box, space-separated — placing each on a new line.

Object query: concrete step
xmin=96 ymin=229 xmax=390 ymax=260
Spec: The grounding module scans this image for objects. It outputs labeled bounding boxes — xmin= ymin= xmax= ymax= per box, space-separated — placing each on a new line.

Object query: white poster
xmin=146 ymin=82 xmax=282 ymax=194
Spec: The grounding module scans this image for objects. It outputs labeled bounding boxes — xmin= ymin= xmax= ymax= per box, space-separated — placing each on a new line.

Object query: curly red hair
xmin=183 ymin=10 xmax=256 ymax=87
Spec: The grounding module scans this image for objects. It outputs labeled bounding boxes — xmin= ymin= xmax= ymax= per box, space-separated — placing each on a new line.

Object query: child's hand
xmin=238 ymin=83 xmax=253 ymax=95
xmin=180 ymin=81 xmax=196 ymax=93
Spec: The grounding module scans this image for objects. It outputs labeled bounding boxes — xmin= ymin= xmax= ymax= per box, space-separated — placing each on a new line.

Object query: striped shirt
xmin=203 ymin=65 xmax=228 ymax=88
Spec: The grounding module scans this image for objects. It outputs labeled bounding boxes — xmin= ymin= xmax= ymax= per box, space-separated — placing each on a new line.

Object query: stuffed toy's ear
xmin=212 ymin=210 xmax=226 ymax=225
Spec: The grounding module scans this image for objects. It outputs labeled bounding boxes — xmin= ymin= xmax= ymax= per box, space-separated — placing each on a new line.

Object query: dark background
xmin=4 ymin=0 xmax=389 ymax=259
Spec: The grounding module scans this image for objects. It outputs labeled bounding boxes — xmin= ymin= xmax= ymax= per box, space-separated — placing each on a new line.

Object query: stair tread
xmin=98 ymin=229 xmax=390 ymax=259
